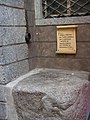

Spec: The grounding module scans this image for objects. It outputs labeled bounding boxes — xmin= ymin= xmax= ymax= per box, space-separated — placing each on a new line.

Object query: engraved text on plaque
xmin=56 ymin=25 xmax=78 ymax=54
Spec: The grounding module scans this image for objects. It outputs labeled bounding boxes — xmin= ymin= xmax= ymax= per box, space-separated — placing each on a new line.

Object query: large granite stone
xmin=0 ymin=60 xmax=29 ymax=85
xmin=0 ymin=6 xmax=25 ymax=25
xmin=0 ymin=27 xmax=26 ymax=45
xmin=12 ymin=68 xmax=90 ymax=120
xmin=2 ymin=44 xmax=28 ymax=64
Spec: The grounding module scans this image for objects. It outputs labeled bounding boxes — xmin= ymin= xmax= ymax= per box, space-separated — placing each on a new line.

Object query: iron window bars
xmin=42 ymin=0 xmax=90 ymax=18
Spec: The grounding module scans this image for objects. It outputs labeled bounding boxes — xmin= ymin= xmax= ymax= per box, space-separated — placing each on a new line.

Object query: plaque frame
xmin=56 ymin=25 xmax=78 ymax=54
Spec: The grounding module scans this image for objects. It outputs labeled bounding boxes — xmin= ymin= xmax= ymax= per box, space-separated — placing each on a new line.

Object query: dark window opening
xmin=42 ymin=0 xmax=90 ymax=18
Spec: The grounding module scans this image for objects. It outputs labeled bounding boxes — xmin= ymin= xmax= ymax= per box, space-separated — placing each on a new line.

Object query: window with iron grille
xmin=34 ymin=0 xmax=90 ymax=25
xmin=42 ymin=0 xmax=90 ymax=18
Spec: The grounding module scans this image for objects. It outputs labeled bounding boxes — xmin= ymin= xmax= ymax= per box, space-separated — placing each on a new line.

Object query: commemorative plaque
xmin=56 ymin=25 xmax=78 ymax=54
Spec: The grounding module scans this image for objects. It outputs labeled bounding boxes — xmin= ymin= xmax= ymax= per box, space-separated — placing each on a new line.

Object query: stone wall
xmin=26 ymin=0 xmax=90 ymax=72
xmin=34 ymin=25 xmax=90 ymax=72
xmin=0 ymin=0 xmax=29 ymax=119
xmin=0 ymin=0 xmax=29 ymax=85
xmin=24 ymin=0 xmax=36 ymax=70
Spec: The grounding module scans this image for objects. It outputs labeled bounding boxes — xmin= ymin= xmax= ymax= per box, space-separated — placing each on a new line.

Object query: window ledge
xmin=35 ymin=16 xmax=90 ymax=26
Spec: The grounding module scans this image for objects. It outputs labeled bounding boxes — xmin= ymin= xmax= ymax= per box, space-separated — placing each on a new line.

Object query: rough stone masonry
xmin=6 ymin=68 xmax=90 ymax=120
xmin=0 ymin=0 xmax=29 ymax=119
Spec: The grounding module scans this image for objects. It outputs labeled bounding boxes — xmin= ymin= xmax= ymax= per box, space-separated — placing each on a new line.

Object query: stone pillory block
xmin=6 ymin=68 xmax=90 ymax=120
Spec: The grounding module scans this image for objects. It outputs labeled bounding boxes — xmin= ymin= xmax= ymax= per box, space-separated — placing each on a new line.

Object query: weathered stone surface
xmin=0 ymin=6 xmax=13 ymax=25
xmin=0 ymin=85 xmax=6 ymax=102
xmin=28 ymin=24 xmax=90 ymax=71
xmin=12 ymin=68 xmax=90 ymax=120
xmin=77 ymin=25 xmax=90 ymax=42
xmin=0 ymin=44 xmax=28 ymax=65
xmin=34 ymin=57 xmax=90 ymax=72
xmin=0 ymin=47 xmax=5 ymax=65
xmin=35 ymin=26 xmax=56 ymax=42
xmin=0 ymin=27 xmax=26 ymax=45
xmin=29 ymin=58 xmax=37 ymax=70
xmin=0 ymin=6 xmax=25 ymax=25
xmin=13 ymin=9 xmax=26 ymax=25
xmin=0 ymin=0 xmax=24 ymax=8
xmin=0 ymin=66 xmax=9 ymax=85
xmin=27 ymin=11 xmax=35 ymax=27
xmin=16 ymin=44 xmax=28 ymax=61
xmin=24 ymin=0 xmax=34 ymax=11
xmin=0 ymin=102 xmax=7 ymax=119
xmin=30 ymin=42 xmax=90 ymax=59
xmin=5 ymin=69 xmax=41 ymax=120
xmin=3 ymin=45 xmax=17 ymax=64
xmin=0 ymin=60 xmax=29 ymax=85
xmin=17 ymin=59 xmax=29 ymax=77
xmin=0 ymin=2 xmax=28 ymax=120
xmin=0 ymin=29 xmax=3 ymax=46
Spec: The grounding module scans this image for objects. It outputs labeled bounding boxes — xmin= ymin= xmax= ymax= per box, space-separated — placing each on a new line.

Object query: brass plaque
xmin=56 ymin=25 xmax=78 ymax=54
